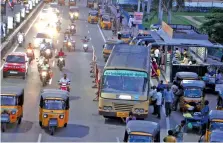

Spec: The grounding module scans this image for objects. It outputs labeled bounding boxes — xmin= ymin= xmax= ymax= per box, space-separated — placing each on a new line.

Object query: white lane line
xmin=57 ymin=40 xmax=59 ymax=44
xmin=97 ymin=24 xmax=106 ymax=42
xmin=116 ymin=137 xmax=120 ymax=143
xmin=52 ymin=61 xmax=55 ymax=67
xmin=1 ymin=5 xmax=44 ymax=71
xmin=37 ymin=133 xmax=42 ymax=143
xmin=55 ymin=49 xmax=57 ymax=54
xmin=49 ymin=78 xmax=52 ymax=85
xmin=88 ymin=30 xmax=89 ymax=33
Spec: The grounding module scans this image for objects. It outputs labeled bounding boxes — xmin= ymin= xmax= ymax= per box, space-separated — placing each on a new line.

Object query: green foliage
xmin=200 ymin=9 xmax=223 ymax=43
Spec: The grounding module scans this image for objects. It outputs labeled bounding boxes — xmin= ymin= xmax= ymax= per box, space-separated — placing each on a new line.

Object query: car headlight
xmin=45 ymin=49 xmax=51 ymax=54
xmin=103 ymin=106 xmax=112 ymax=111
xmin=11 ymin=110 xmax=16 ymax=115
xmin=59 ymin=115 xmax=64 ymax=119
xmin=68 ymin=42 xmax=71 ymax=46
xmin=83 ymin=44 xmax=87 ymax=47
xmin=41 ymin=71 xmax=47 ymax=76
xmin=74 ymin=13 xmax=78 ymax=16
xmin=43 ymin=114 xmax=48 ymax=118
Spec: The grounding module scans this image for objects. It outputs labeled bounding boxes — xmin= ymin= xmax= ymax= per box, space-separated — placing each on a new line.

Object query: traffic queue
xmin=1 ymin=1 xmax=223 ymax=142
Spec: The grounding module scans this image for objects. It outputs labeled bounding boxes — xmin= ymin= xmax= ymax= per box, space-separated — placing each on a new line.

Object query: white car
xmin=34 ymin=33 xmax=53 ymax=48
xmin=39 ymin=9 xmax=49 ymax=20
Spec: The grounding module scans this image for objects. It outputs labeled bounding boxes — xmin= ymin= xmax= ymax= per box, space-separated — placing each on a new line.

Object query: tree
xmin=200 ymin=9 xmax=223 ymax=43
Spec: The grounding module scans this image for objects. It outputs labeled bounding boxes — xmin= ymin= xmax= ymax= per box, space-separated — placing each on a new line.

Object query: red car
xmin=3 ymin=52 xmax=29 ymax=79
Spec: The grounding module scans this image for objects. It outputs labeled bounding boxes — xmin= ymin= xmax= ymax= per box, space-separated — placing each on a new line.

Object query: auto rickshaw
xmin=174 ymin=72 xmax=199 ymax=86
xmin=69 ymin=0 xmax=76 ymax=6
xmin=98 ymin=9 xmax=105 ymax=18
xmin=69 ymin=6 xmax=79 ymax=20
xmin=217 ymin=90 xmax=223 ymax=110
xmin=87 ymin=0 xmax=94 ymax=8
xmin=88 ymin=10 xmax=98 ymax=24
xmin=39 ymin=89 xmax=70 ymax=135
xmin=179 ymin=80 xmax=205 ymax=112
xmin=100 ymin=15 xmax=112 ymax=30
xmin=205 ymin=110 xmax=223 ymax=141
xmin=123 ymin=120 xmax=160 ymax=142
xmin=1 ymin=87 xmax=24 ymax=132
xmin=103 ymin=39 xmax=124 ymax=62
xmin=117 ymin=31 xmax=132 ymax=43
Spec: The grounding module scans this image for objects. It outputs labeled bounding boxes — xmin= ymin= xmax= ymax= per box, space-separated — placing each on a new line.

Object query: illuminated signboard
xmin=104 ymin=70 xmax=147 ymax=78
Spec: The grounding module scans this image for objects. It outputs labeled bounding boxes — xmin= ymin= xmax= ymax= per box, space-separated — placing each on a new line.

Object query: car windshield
xmin=128 ymin=135 xmax=152 ymax=142
xmin=102 ymin=70 xmax=148 ymax=94
xmin=1 ymin=95 xmax=16 ymax=106
xmin=184 ymin=89 xmax=202 ymax=98
xmin=6 ymin=55 xmax=25 ymax=63
xmin=36 ymin=33 xmax=50 ymax=39
xmin=104 ymin=44 xmax=114 ymax=50
xmin=210 ymin=122 xmax=223 ymax=131
xmin=43 ymin=100 xmax=65 ymax=110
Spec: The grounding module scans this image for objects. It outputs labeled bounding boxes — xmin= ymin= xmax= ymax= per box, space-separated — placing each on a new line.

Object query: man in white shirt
xmin=155 ymin=88 xmax=162 ymax=119
xmin=154 ymin=48 xmax=160 ymax=65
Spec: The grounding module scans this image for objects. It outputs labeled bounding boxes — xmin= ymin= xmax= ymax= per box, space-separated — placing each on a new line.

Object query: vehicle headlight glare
xmin=74 ymin=13 xmax=78 ymax=16
xmin=45 ymin=49 xmax=50 ymax=54
xmin=83 ymin=44 xmax=87 ymax=47
xmin=42 ymin=71 xmax=47 ymax=76
xmin=68 ymin=42 xmax=71 ymax=46
xmin=43 ymin=114 xmax=48 ymax=118
xmin=59 ymin=58 xmax=63 ymax=61
xmin=59 ymin=115 xmax=64 ymax=119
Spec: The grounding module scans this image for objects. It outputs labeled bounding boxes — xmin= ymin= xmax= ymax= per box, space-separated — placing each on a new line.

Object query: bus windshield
xmin=1 ymin=96 xmax=16 ymax=106
xmin=102 ymin=70 xmax=148 ymax=94
xmin=184 ymin=89 xmax=202 ymax=98
xmin=43 ymin=100 xmax=65 ymax=110
xmin=128 ymin=135 xmax=152 ymax=142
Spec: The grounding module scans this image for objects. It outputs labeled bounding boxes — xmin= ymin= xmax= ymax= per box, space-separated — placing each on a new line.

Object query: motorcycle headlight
xmin=62 ymin=83 xmax=67 ymax=86
xmin=45 ymin=49 xmax=51 ymax=54
xmin=68 ymin=42 xmax=71 ymax=46
xmin=59 ymin=58 xmax=63 ymax=61
xmin=74 ymin=13 xmax=78 ymax=16
xmin=59 ymin=115 xmax=64 ymax=119
xmin=41 ymin=71 xmax=47 ymax=76
xmin=83 ymin=44 xmax=87 ymax=47
xmin=43 ymin=114 xmax=48 ymax=118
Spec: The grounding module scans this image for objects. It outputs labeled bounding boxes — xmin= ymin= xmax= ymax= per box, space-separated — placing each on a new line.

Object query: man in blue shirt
xmin=199 ymin=100 xmax=210 ymax=141
xmin=164 ymin=86 xmax=174 ymax=117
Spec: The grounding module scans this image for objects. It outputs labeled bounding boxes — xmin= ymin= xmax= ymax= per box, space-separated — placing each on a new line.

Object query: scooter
xmin=70 ymin=26 xmax=76 ymax=35
xmin=57 ymin=57 xmax=65 ymax=71
xmin=83 ymin=43 xmax=88 ymax=52
xmin=26 ymin=49 xmax=34 ymax=64
xmin=18 ymin=35 xmax=24 ymax=47
xmin=40 ymin=70 xmax=49 ymax=86
xmin=59 ymin=82 xmax=70 ymax=92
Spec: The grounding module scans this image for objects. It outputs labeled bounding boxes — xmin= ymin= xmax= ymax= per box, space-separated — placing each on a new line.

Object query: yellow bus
xmin=98 ymin=45 xmax=151 ymax=119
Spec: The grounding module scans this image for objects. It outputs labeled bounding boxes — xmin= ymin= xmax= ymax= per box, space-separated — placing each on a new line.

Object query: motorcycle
xmin=43 ymin=48 xmax=53 ymax=59
xmin=56 ymin=25 xmax=61 ymax=32
xmin=26 ymin=49 xmax=34 ymax=64
xmin=59 ymin=82 xmax=70 ymax=92
xmin=40 ymin=70 xmax=48 ymax=86
xmin=83 ymin=43 xmax=88 ymax=52
xmin=57 ymin=57 xmax=65 ymax=71
xmin=17 ymin=35 xmax=24 ymax=47
xmin=70 ymin=26 xmax=76 ymax=35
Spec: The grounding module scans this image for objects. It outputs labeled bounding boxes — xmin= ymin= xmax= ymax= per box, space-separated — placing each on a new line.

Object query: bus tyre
xmin=18 ymin=117 xmax=22 ymax=125
xmin=64 ymin=123 xmax=67 ymax=128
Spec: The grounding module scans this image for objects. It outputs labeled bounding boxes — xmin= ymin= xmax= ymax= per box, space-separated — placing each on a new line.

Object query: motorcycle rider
xmin=57 ymin=48 xmax=65 ymax=66
xmin=40 ymin=60 xmax=51 ymax=80
xmin=57 ymin=19 xmax=61 ymax=25
xmin=59 ymin=74 xmax=71 ymax=91
xmin=17 ymin=31 xmax=24 ymax=42
xmin=27 ymin=43 xmax=35 ymax=58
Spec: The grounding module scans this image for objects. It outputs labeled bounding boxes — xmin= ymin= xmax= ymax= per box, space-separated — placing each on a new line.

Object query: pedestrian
xmin=157 ymin=80 xmax=166 ymax=91
xmin=128 ymin=16 xmax=133 ymax=29
xmin=171 ymin=81 xmax=178 ymax=94
xmin=154 ymin=47 xmax=160 ymax=65
xmin=154 ymin=88 xmax=162 ymax=119
xmin=173 ymin=120 xmax=186 ymax=142
xmin=150 ymin=86 xmax=157 ymax=114
xmin=173 ymin=86 xmax=183 ymax=111
xmin=151 ymin=59 xmax=158 ymax=78
xmin=163 ymin=130 xmax=177 ymax=142
xmin=199 ymin=100 xmax=210 ymax=141
xmin=125 ymin=111 xmax=136 ymax=123
xmin=164 ymin=86 xmax=174 ymax=117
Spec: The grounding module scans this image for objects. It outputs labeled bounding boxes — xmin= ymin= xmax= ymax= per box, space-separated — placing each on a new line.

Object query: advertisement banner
xmin=28 ymin=0 xmax=32 ymax=9
xmin=32 ymin=0 xmax=35 ymax=6
xmin=15 ymin=12 xmax=21 ymax=23
xmin=21 ymin=8 xmax=25 ymax=17
xmin=133 ymin=12 xmax=143 ymax=25
xmin=25 ymin=4 xmax=29 ymax=13
xmin=7 ymin=17 xmax=13 ymax=29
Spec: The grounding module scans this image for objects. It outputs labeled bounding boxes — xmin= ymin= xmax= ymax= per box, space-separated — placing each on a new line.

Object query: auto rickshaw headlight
xmin=11 ymin=111 xmax=16 ymax=115
xmin=59 ymin=115 xmax=64 ymax=119
xmin=43 ymin=114 xmax=48 ymax=118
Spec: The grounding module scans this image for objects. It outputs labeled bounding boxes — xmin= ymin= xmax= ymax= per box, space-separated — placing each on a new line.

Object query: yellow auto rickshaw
xmin=124 ymin=120 xmax=160 ymax=142
xmin=69 ymin=0 xmax=76 ymax=6
xmin=117 ymin=31 xmax=132 ymax=43
xmin=205 ymin=110 xmax=223 ymax=141
xmin=88 ymin=10 xmax=98 ymax=24
xmin=39 ymin=89 xmax=70 ymax=135
xmin=87 ymin=0 xmax=94 ymax=8
xmin=1 ymin=87 xmax=24 ymax=132
xmin=69 ymin=6 xmax=79 ymax=20
xmin=174 ymin=72 xmax=199 ymax=86
xmin=179 ymin=80 xmax=205 ymax=112
xmin=100 ymin=15 xmax=112 ymax=30
xmin=102 ymin=39 xmax=124 ymax=62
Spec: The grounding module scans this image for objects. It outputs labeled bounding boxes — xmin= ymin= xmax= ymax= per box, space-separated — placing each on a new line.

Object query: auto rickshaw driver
xmin=39 ymin=89 xmax=70 ymax=135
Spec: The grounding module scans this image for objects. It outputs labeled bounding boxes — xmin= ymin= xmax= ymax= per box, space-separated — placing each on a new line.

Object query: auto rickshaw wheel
xmin=1 ymin=123 xmax=6 ymax=132
xmin=39 ymin=121 xmax=42 ymax=127
xmin=50 ymin=127 xmax=55 ymax=135
xmin=64 ymin=123 xmax=67 ymax=127
xmin=18 ymin=117 xmax=22 ymax=125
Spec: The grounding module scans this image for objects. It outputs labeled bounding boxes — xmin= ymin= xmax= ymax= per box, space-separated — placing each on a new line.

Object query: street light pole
xmin=137 ymin=0 xmax=141 ymax=12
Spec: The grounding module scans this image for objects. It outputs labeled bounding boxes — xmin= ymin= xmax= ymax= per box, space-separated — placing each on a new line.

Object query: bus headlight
xmin=43 ymin=114 xmax=48 ymax=118
xmin=59 ymin=115 xmax=64 ymax=119
xmin=135 ymin=108 xmax=144 ymax=113
xmin=103 ymin=106 xmax=112 ymax=111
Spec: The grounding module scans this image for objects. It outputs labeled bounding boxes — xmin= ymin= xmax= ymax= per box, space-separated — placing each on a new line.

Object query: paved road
xmin=1 ymin=0 xmax=218 ymax=142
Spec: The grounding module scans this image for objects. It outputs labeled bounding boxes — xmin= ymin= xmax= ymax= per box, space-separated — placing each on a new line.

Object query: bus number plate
xmin=117 ymin=112 xmax=129 ymax=117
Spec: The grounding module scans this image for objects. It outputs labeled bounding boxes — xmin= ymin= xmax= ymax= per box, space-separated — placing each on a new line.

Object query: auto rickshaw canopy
xmin=40 ymin=89 xmax=69 ymax=100
xmin=180 ymin=80 xmax=205 ymax=89
xmin=89 ymin=10 xmax=98 ymax=16
xmin=1 ymin=86 xmax=24 ymax=96
xmin=209 ymin=110 xmax=223 ymax=121
xmin=175 ymin=72 xmax=199 ymax=80
xmin=210 ymin=130 xmax=223 ymax=142
xmin=101 ymin=15 xmax=110 ymax=21
xmin=126 ymin=120 xmax=159 ymax=135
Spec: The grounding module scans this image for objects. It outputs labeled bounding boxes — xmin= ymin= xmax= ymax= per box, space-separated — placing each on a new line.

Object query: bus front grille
xmin=113 ymin=103 xmax=134 ymax=111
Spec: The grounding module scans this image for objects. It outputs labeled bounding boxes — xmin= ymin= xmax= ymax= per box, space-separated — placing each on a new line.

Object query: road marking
xmin=52 ymin=61 xmax=55 ymax=67
xmin=89 ymin=37 xmax=91 ymax=40
xmin=57 ymin=40 xmax=59 ymax=44
xmin=1 ymin=5 xmax=44 ymax=71
xmin=55 ymin=49 xmax=57 ymax=54
xmin=88 ymin=30 xmax=89 ymax=33
xmin=116 ymin=137 xmax=120 ymax=143
xmin=49 ymin=78 xmax=52 ymax=85
xmin=37 ymin=133 xmax=42 ymax=142
xmin=97 ymin=24 xmax=106 ymax=42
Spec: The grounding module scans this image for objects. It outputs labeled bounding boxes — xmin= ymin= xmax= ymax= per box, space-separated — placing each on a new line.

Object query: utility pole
xmin=158 ymin=0 xmax=163 ymax=24
xmin=102 ymin=0 xmax=104 ymax=9
xmin=137 ymin=0 xmax=141 ymax=12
